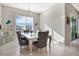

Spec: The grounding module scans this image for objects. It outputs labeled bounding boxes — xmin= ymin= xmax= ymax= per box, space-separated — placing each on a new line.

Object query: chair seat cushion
xmin=33 ymin=41 xmax=39 ymax=44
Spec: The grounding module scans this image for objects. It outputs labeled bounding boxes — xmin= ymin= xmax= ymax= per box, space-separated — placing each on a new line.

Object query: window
xmin=16 ymin=15 xmax=33 ymax=31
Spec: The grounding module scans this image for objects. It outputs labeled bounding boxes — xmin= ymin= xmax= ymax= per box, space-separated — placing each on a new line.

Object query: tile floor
xmin=20 ymin=39 xmax=79 ymax=56
xmin=0 ymin=35 xmax=79 ymax=56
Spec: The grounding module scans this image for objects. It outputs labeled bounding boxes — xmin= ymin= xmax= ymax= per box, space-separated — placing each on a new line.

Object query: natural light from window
xmin=16 ymin=15 xmax=33 ymax=31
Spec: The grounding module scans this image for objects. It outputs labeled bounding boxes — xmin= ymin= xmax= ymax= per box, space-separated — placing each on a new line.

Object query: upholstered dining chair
xmin=33 ymin=31 xmax=49 ymax=48
xmin=23 ymin=30 xmax=29 ymax=33
xmin=16 ymin=31 xmax=29 ymax=47
xmin=33 ymin=31 xmax=49 ymax=55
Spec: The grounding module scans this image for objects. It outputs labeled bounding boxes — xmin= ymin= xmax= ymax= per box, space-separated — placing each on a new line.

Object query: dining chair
xmin=33 ymin=31 xmax=49 ymax=55
xmin=23 ymin=30 xmax=29 ymax=33
xmin=16 ymin=31 xmax=29 ymax=47
xmin=33 ymin=31 xmax=49 ymax=48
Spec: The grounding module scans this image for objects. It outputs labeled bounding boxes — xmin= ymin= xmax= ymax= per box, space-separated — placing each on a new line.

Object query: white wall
xmin=0 ymin=4 xmax=2 ymax=24
xmin=78 ymin=17 xmax=79 ymax=35
xmin=40 ymin=3 xmax=65 ymax=43
xmin=0 ymin=4 xmax=3 ymax=45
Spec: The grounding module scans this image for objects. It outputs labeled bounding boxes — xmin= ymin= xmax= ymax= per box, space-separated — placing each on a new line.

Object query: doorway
xmin=71 ymin=16 xmax=78 ymax=41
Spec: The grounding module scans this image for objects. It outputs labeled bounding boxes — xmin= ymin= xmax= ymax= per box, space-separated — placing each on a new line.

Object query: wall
xmin=1 ymin=5 xmax=40 ymax=43
xmin=40 ymin=3 xmax=65 ymax=44
xmin=0 ymin=4 xmax=3 ymax=45
xmin=0 ymin=4 xmax=2 ymax=25
xmin=65 ymin=3 xmax=79 ymax=46
xmin=77 ymin=11 xmax=79 ymax=39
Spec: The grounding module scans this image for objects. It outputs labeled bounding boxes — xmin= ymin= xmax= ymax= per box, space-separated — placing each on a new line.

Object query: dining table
xmin=21 ymin=32 xmax=52 ymax=55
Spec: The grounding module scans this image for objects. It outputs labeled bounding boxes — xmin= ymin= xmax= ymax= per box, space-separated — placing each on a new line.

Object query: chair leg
xmin=45 ymin=47 xmax=48 ymax=55
xmin=20 ymin=46 xmax=22 ymax=53
xmin=39 ymin=48 xmax=41 ymax=55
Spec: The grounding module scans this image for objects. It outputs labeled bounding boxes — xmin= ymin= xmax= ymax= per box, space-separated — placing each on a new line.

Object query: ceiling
xmin=72 ymin=3 xmax=79 ymax=11
xmin=2 ymin=3 xmax=54 ymax=13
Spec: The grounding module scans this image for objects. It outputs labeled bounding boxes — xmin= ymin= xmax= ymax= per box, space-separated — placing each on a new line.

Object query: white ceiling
xmin=2 ymin=3 xmax=54 ymax=13
xmin=72 ymin=3 xmax=79 ymax=11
